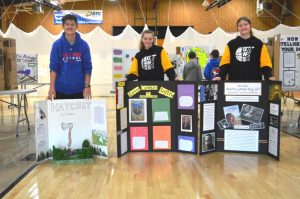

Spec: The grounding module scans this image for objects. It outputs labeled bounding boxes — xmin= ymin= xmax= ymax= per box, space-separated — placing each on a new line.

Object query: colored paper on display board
xmin=177 ymin=84 xmax=195 ymax=110
xmin=152 ymin=98 xmax=171 ymax=123
xmin=178 ymin=136 xmax=195 ymax=153
xmin=153 ymin=126 xmax=171 ymax=150
xmin=130 ymin=127 xmax=148 ymax=150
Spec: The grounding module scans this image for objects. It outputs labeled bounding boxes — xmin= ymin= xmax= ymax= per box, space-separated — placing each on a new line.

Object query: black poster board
xmin=116 ymin=81 xmax=281 ymax=161
xmin=116 ymin=81 xmax=198 ymax=157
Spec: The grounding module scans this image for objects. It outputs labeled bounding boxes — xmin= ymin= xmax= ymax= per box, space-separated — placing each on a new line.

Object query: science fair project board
xmin=199 ymin=81 xmax=281 ymax=160
xmin=35 ymin=99 xmax=108 ymax=162
xmin=116 ymin=81 xmax=281 ymax=160
xmin=115 ymin=81 xmax=198 ymax=157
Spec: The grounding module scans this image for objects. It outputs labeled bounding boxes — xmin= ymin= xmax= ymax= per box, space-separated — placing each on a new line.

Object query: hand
xmin=269 ymin=76 xmax=275 ymax=81
xmin=83 ymin=87 xmax=92 ymax=99
xmin=47 ymin=87 xmax=56 ymax=100
xmin=212 ymin=77 xmax=221 ymax=81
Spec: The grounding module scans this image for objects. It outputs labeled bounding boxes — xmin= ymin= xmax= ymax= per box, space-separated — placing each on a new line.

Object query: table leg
xmin=16 ymin=94 xmax=20 ymax=137
xmin=24 ymin=94 xmax=30 ymax=130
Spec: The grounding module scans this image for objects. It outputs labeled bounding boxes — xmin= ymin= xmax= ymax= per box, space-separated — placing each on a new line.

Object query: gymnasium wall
xmin=2 ymin=0 xmax=299 ymax=35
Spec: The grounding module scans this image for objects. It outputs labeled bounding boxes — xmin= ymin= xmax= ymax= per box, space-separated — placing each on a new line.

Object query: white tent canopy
xmin=163 ymin=24 xmax=300 ymax=55
xmin=1 ymin=23 xmax=299 ymax=96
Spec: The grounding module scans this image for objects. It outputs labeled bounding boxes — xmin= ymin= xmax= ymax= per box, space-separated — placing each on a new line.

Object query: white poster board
xmin=279 ymin=35 xmax=300 ymax=91
xmin=16 ymin=54 xmax=38 ymax=83
xmin=35 ymin=99 xmax=108 ymax=162
xmin=112 ymin=48 xmax=138 ymax=89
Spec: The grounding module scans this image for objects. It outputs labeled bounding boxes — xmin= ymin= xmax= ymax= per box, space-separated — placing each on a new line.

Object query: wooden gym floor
xmin=1 ymin=96 xmax=300 ymax=199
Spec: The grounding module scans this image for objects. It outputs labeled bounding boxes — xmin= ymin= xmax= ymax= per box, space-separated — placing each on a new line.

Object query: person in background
xmin=126 ymin=30 xmax=176 ymax=81
xmin=204 ymin=134 xmax=215 ymax=151
xmin=182 ymin=51 xmax=202 ymax=81
xmin=48 ymin=14 xmax=92 ymax=100
xmin=213 ymin=16 xmax=274 ymax=81
xmin=204 ymin=49 xmax=220 ymax=80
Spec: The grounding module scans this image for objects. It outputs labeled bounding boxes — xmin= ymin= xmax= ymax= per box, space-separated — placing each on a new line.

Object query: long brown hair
xmin=139 ymin=30 xmax=155 ymax=50
xmin=237 ymin=16 xmax=253 ymax=36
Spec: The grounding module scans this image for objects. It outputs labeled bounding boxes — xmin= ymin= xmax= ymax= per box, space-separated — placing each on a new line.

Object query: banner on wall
xmin=279 ymin=35 xmax=300 ymax=91
xmin=54 ymin=10 xmax=103 ymax=24
xmin=16 ymin=54 xmax=38 ymax=83
xmin=112 ymin=48 xmax=138 ymax=89
xmin=35 ymin=99 xmax=108 ymax=162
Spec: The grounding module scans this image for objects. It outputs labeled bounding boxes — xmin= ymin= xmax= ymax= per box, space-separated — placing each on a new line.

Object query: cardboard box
xmin=3 ymin=38 xmax=17 ymax=90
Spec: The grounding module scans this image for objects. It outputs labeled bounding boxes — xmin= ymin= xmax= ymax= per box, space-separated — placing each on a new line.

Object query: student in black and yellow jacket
xmin=214 ymin=17 xmax=275 ymax=81
xmin=126 ymin=30 xmax=176 ymax=81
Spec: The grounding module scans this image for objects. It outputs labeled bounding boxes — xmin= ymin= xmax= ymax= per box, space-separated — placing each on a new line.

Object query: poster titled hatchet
xmin=35 ymin=99 xmax=108 ymax=162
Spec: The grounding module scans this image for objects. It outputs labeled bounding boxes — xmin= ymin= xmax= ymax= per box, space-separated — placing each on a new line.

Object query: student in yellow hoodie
xmin=126 ymin=30 xmax=176 ymax=81
xmin=214 ymin=16 xmax=275 ymax=81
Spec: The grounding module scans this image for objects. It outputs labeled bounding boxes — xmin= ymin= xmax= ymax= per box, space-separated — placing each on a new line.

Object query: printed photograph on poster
xmin=203 ymin=103 xmax=215 ymax=131
xmin=153 ymin=126 xmax=171 ymax=150
xmin=16 ymin=54 xmax=38 ymax=83
xmin=152 ymin=98 xmax=171 ymax=123
xmin=117 ymin=87 xmax=124 ymax=109
xmin=200 ymin=85 xmax=205 ymax=102
xmin=181 ymin=115 xmax=192 ymax=132
xmin=223 ymin=105 xmax=242 ymax=127
xmin=92 ymin=129 xmax=108 ymax=148
xmin=129 ymin=99 xmax=147 ymax=123
xmin=120 ymin=131 xmax=128 ymax=155
xmin=270 ymin=116 xmax=279 ymax=127
xmin=249 ymin=122 xmax=265 ymax=130
xmin=283 ymin=52 xmax=295 ymax=68
xmin=130 ymin=126 xmax=148 ymax=150
xmin=120 ymin=108 xmax=127 ymax=130
xmin=204 ymin=84 xmax=218 ymax=102
xmin=217 ymin=119 xmax=230 ymax=130
xmin=240 ymin=104 xmax=264 ymax=124
xmin=270 ymin=103 xmax=279 ymax=116
xmin=269 ymin=83 xmax=282 ymax=101
xmin=201 ymin=133 xmax=215 ymax=152
xmin=178 ymin=136 xmax=195 ymax=152
xmin=283 ymin=70 xmax=295 ymax=86
xmin=177 ymin=84 xmax=195 ymax=110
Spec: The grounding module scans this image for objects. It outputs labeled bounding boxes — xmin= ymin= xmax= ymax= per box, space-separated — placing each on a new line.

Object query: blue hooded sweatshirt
xmin=50 ymin=32 xmax=92 ymax=95
xmin=204 ymin=58 xmax=220 ymax=80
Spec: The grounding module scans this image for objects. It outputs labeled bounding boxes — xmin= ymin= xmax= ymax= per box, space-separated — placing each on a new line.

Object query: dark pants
xmin=55 ymin=91 xmax=84 ymax=100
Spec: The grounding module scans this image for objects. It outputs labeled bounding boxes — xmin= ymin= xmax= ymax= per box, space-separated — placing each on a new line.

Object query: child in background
xmin=204 ymin=50 xmax=220 ymax=80
xmin=183 ymin=51 xmax=202 ymax=81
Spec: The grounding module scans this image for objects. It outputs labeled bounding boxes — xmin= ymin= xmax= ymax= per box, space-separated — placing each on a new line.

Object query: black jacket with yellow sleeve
xmin=127 ymin=45 xmax=176 ymax=81
xmin=219 ymin=36 xmax=273 ymax=80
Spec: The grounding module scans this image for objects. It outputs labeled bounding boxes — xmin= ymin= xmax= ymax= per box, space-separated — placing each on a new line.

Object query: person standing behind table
xmin=183 ymin=51 xmax=202 ymax=81
xmin=204 ymin=49 xmax=220 ymax=80
xmin=48 ymin=14 xmax=92 ymax=100
xmin=213 ymin=16 xmax=275 ymax=81
xmin=126 ymin=30 xmax=176 ymax=81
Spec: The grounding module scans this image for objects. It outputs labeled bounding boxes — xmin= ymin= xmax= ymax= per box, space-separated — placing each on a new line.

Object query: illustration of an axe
xmin=61 ymin=123 xmax=73 ymax=149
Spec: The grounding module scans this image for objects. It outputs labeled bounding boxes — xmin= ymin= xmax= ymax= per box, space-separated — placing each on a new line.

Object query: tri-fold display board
xmin=116 ymin=81 xmax=281 ymax=160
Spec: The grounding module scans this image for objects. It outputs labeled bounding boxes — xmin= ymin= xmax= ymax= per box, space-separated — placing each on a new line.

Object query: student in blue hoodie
xmin=48 ymin=14 xmax=92 ymax=100
xmin=204 ymin=49 xmax=220 ymax=80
